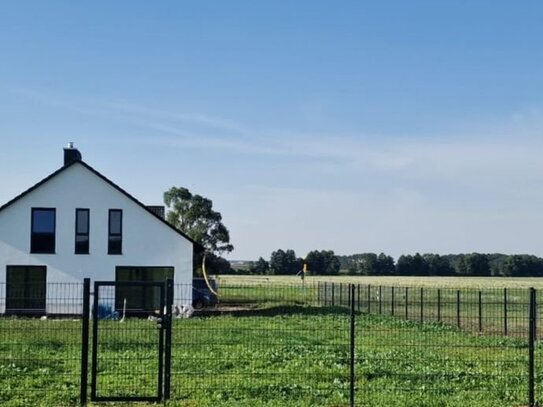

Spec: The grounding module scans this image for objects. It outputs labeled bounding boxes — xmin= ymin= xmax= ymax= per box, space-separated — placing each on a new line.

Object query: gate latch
xmin=154 ymin=315 xmax=170 ymax=329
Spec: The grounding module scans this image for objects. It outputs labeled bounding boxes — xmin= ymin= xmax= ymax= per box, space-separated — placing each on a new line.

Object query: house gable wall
xmin=0 ymin=163 xmax=193 ymax=312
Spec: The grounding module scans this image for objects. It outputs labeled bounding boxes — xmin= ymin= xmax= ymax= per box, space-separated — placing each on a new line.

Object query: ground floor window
xmin=115 ymin=266 xmax=173 ymax=313
xmin=5 ymin=265 xmax=46 ymax=315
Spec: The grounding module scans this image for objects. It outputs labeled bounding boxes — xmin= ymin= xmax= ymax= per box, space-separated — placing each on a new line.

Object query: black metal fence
xmin=0 ymin=282 xmax=84 ymax=406
xmin=0 ymin=280 xmax=542 ymax=406
xmin=317 ymin=282 xmax=533 ymax=337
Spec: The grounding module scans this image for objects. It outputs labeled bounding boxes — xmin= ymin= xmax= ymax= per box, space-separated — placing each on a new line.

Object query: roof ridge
xmin=0 ymin=160 xmax=200 ymax=248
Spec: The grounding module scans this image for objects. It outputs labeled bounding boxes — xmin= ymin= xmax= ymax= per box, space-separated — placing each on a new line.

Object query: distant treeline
xmin=340 ymin=253 xmax=543 ymax=277
xmin=227 ymin=250 xmax=543 ymax=277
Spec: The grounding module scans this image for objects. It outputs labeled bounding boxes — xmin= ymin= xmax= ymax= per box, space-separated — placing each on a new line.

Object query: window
xmin=75 ymin=209 xmax=90 ymax=254
xmin=6 ymin=265 xmax=47 ymax=315
xmin=31 ymin=208 xmax=56 ymax=253
xmin=115 ymin=267 xmax=173 ymax=313
xmin=108 ymin=209 xmax=122 ymax=254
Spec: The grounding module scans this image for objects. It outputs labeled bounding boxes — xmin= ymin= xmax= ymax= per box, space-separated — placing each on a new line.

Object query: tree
xmin=502 ymin=255 xmax=543 ymax=277
xmin=249 ymin=257 xmax=270 ymax=275
xmin=358 ymin=253 xmax=379 ymax=275
xmin=321 ymin=250 xmax=341 ymax=275
xmin=455 ymin=255 xmax=468 ymax=275
xmin=270 ymin=249 xmax=302 ymax=275
xmin=164 ymin=186 xmax=233 ymax=254
xmin=205 ymin=253 xmax=235 ymax=274
xmin=464 ymin=253 xmax=490 ymax=276
xmin=395 ymin=255 xmax=410 ymax=276
xmin=377 ymin=253 xmax=395 ymax=275
xmin=424 ymin=254 xmax=454 ymax=276
xmin=305 ymin=250 xmax=340 ymax=275
xmin=396 ymin=254 xmax=429 ymax=276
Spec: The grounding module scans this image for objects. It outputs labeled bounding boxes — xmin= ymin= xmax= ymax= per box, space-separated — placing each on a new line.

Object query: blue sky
xmin=1 ymin=1 xmax=543 ymax=260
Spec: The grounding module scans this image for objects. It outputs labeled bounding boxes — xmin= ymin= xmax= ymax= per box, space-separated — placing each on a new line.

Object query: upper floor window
xmin=108 ymin=209 xmax=122 ymax=255
xmin=31 ymin=208 xmax=56 ymax=253
xmin=75 ymin=209 xmax=90 ymax=254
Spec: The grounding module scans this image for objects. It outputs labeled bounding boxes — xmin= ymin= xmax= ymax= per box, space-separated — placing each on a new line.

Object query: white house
xmin=0 ymin=145 xmax=195 ymax=315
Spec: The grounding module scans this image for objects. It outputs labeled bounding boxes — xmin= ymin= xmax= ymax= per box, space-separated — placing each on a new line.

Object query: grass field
xmin=1 ymin=276 xmax=542 ymax=406
xmin=216 ymin=279 xmax=537 ymax=338
xmin=217 ymin=274 xmax=543 ymax=289
xmin=0 ymin=304 xmax=539 ymax=406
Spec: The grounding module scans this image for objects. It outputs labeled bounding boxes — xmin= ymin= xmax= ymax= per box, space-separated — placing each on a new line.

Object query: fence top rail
xmin=95 ymin=281 xmax=166 ymax=288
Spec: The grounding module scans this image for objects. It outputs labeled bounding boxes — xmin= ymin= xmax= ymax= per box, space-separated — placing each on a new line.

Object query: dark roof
xmin=0 ymin=160 xmax=199 ymax=247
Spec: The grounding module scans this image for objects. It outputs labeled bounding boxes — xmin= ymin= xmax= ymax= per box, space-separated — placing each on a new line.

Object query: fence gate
xmin=88 ymin=280 xmax=173 ymax=403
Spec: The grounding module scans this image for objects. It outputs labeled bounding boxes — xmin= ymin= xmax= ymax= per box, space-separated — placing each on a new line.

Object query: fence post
xmin=437 ymin=289 xmax=441 ymax=322
xmin=340 ymin=283 xmax=343 ymax=306
xmin=378 ymin=286 xmax=382 ymax=314
xmin=357 ymin=284 xmax=361 ymax=312
xmin=80 ymin=278 xmax=90 ymax=406
xmin=164 ymin=278 xmax=174 ymax=400
xmin=367 ymin=284 xmax=371 ymax=314
xmin=528 ymin=288 xmax=536 ymax=407
xmin=350 ymin=284 xmax=355 ymax=407
xmin=317 ymin=281 xmax=321 ymax=306
xmin=456 ymin=290 xmax=461 ymax=328
xmin=478 ymin=291 xmax=482 ymax=332
xmin=332 ymin=283 xmax=335 ymax=306
xmin=391 ymin=286 xmax=395 ymax=316
xmin=420 ymin=287 xmax=424 ymax=323
xmin=504 ymin=288 xmax=508 ymax=336
xmin=405 ymin=287 xmax=409 ymax=320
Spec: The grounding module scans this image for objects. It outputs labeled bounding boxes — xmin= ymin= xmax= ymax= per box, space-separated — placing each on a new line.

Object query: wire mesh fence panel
xmin=0 ymin=282 xmax=83 ymax=406
xmin=354 ymin=292 xmax=531 ymax=407
xmin=1 ymin=279 xmax=542 ymax=406
xmin=91 ymin=283 xmax=164 ymax=401
xmin=536 ymin=289 xmax=543 ymax=404
xmin=171 ymin=283 xmax=352 ymax=407
xmin=355 ymin=284 xmax=532 ymax=338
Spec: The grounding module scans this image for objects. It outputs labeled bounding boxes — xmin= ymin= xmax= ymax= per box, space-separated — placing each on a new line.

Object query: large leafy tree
xmin=164 ymin=186 xmax=234 ymax=255
xmin=164 ymin=187 xmax=234 ymax=254
xmin=164 ymin=187 xmax=234 ymax=276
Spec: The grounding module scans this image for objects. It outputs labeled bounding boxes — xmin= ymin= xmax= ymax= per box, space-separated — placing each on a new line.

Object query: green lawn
xmin=0 ymin=305 xmax=539 ymax=407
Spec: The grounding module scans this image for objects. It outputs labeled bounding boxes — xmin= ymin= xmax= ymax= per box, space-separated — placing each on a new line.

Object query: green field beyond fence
xmin=219 ymin=280 xmax=536 ymax=336
xmin=1 ymin=279 xmax=543 ymax=406
xmin=218 ymin=274 xmax=543 ymax=289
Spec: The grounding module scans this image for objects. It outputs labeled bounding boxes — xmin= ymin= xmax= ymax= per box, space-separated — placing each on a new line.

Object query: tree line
xmin=349 ymin=253 xmax=543 ymax=277
xmin=229 ymin=251 xmax=543 ymax=277
xmin=230 ymin=249 xmax=342 ymax=276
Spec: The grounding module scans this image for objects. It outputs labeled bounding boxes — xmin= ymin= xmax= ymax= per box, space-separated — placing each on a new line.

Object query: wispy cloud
xmin=9 ymin=84 xmax=543 ymax=198
xmin=104 ymin=102 xmax=247 ymax=134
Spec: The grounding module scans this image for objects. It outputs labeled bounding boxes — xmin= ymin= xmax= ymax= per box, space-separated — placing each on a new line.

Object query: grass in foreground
xmin=0 ymin=307 xmax=539 ymax=406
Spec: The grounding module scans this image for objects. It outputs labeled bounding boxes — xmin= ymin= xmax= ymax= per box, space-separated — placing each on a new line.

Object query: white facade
xmin=0 ymin=160 xmax=194 ymax=313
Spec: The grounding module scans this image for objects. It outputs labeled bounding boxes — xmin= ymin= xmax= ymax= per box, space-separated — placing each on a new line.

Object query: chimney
xmin=146 ymin=205 xmax=165 ymax=219
xmin=63 ymin=142 xmax=82 ymax=166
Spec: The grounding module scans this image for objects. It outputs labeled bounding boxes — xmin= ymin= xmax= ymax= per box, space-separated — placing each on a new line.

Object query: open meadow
xmin=217 ymin=274 xmax=543 ymax=289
